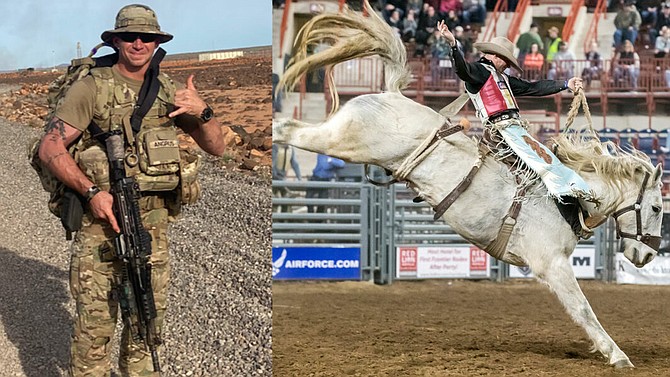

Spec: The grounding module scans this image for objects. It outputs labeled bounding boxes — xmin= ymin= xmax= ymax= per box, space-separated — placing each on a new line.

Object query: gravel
xmin=0 ymin=117 xmax=272 ymax=376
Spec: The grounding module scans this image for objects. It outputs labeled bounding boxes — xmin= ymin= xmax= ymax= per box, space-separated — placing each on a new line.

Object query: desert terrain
xmin=0 ymin=53 xmax=272 ymax=376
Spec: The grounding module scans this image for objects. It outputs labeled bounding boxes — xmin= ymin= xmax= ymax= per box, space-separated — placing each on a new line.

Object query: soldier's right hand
xmin=89 ymin=191 xmax=120 ymax=233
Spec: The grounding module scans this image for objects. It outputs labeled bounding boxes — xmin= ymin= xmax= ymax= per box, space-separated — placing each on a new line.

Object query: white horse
xmin=274 ymin=1 xmax=663 ymax=368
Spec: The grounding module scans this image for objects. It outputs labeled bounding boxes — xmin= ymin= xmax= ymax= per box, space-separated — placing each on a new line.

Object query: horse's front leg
xmin=533 ymin=256 xmax=633 ymax=368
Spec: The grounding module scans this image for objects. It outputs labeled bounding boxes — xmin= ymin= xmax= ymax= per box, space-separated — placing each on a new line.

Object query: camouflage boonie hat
xmin=101 ymin=4 xmax=173 ymax=44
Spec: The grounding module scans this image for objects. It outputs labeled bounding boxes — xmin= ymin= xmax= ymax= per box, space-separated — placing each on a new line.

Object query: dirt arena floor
xmin=273 ymin=279 xmax=670 ymax=377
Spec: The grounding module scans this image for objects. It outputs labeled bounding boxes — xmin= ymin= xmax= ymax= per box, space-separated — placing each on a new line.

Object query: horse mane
xmin=278 ymin=0 xmax=411 ymax=114
xmin=551 ymin=134 xmax=654 ymax=203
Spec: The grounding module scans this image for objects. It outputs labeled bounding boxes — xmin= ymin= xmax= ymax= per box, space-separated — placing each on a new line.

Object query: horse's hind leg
xmin=533 ymin=256 xmax=633 ymax=368
xmin=272 ymin=112 xmax=356 ymax=157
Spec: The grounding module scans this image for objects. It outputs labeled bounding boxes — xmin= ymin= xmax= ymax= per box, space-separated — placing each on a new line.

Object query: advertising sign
xmin=509 ymin=247 xmax=596 ymax=279
xmin=616 ymin=253 xmax=670 ymax=285
xmin=396 ymin=245 xmax=490 ymax=278
xmin=272 ymin=246 xmax=361 ymax=280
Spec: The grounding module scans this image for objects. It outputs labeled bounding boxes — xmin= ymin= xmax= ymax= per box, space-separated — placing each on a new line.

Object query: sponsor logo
xmin=470 ymin=247 xmax=487 ymax=271
xmin=573 ymin=256 xmax=590 ymax=266
xmin=272 ymin=247 xmax=361 ymax=280
xmin=399 ymin=247 xmax=417 ymax=272
xmin=517 ymin=266 xmax=532 ymax=276
xmin=272 ymin=249 xmax=288 ymax=277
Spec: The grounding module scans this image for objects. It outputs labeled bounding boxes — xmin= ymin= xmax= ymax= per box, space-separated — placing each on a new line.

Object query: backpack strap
xmin=130 ymin=48 xmax=166 ymax=134
xmin=86 ymin=48 xmax=167 ymax=145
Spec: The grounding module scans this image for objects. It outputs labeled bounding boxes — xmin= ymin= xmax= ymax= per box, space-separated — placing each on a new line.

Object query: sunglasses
xmin=116 ymin=33 xmax=157 ymax=43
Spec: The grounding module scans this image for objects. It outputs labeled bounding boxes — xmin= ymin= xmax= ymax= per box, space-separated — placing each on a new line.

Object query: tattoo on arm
xmin=45 ymin=151 xmax=68 ymax=166
xmin=45 ymin=117 xmax=67 ymax=141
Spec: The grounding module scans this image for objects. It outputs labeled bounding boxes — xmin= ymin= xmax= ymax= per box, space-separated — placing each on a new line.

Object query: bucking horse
xmin=273 ymin=0 xmax=663 ymax=368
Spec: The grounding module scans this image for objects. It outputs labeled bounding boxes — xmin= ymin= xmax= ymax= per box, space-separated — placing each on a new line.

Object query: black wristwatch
xmin=200 ymin=105 xmax=214 ymax=122
xmin=85 ymin=185 xmax=101 ymax=202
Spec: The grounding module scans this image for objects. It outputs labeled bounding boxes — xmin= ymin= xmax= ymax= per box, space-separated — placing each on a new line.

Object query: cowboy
xmin=37 ymin=4 xmax=225 ymax=376
xmin=437 ymin=21 xmax=592 ymax=202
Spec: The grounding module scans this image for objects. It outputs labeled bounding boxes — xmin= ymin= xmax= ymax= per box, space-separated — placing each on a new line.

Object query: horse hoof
xmin=612 ymin=359 xmax=634 ymax=369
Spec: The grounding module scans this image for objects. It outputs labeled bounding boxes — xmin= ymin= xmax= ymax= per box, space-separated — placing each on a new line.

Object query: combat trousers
xmin=68 ymin=203 xmax=170 ymax=377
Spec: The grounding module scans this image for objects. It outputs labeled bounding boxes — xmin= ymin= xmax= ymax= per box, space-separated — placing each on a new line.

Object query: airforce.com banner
xmin=272 ymin=246 xmax=361 ymax=280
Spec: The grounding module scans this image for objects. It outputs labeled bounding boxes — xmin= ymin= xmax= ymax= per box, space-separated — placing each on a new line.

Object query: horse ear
xmin=653 ymin=163 xmax=663 ymax=183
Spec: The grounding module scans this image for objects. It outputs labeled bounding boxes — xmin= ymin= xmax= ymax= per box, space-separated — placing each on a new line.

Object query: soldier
xmin=37 ymin=4 xmax=225 ymax=376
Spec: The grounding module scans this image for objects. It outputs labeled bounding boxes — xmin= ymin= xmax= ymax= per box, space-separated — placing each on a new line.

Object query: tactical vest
xmin=466 ymin=64 xmax=518 ymax=123
xmin=77 ymin=67 xmax=201 ymax=208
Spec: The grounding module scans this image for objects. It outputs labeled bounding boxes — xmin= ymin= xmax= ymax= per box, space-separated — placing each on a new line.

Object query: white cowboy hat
xmin=474 ymin=36 xmax=522 ymax=73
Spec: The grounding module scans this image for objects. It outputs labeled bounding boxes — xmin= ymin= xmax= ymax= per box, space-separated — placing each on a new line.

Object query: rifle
xmin=106 ymin=132 xmax=162 ymax=372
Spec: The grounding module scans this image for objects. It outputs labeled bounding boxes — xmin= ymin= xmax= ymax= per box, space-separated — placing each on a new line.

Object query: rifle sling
xmin=86 ymin=48 xmax=167 ymax=142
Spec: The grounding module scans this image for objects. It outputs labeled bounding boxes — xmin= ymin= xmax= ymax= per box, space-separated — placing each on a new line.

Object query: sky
xmin=0 ymin=0 xmax=272 ymax=71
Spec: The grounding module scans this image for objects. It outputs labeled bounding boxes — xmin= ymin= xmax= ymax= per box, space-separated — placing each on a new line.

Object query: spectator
xmin=272 ymin=73 xmax=282 ymax=115
xmin=444 ymin=9 xmax=461 ymax=31
xmin=516 ymin=23 xmax=544 ymax=69
xmin=654 ymin=25 xmax=670 ymax=56
xmin=416 ymin=4 xmax=440 ymax=46
xmin=638 ymin=0 xmax=660 ymax=28
xmin=582 ymin=41 xmax=603 ymax=89
xmin=429 ymin=29 xmax=453 ymax=84
xmin=544 ymin=26 xmax=562 ymax=63
xmin=402 ymin=9 xmax=419 ymax=42
xmin=438 ymin=0 xmax=461 ymax=18
xmin=387 ymin=9 xmax=403 ymax=37
xmin=382 ymin=0 xmax=407 ymax=21
xmin=653 ymin=26 xmax=670 ymax=83
xmin=548 ymin=41 xmax=576 ymax=81
xmin=272 ymin=143 xmax=302 ymax=212
xmin=637 ymin=0 xmax=661 ymax=43
xmin=657 ymin=3 xmax=670 ymax=35
xmin=461 ymin=0 xmax=487 ymax=25
xmin=613 ymin=1 xmax=642 ymax=49
xmin=406 ymin=0 xmax=424 ymax=15
xmin=454 ymin=25 xmax=473 ymax=59
xmin=523 ymin=43 xmax=545 ymax=81
xmin=306 ymin=154 xmax=345 ymax=213
xmin=613 ymin=39 xmax=641 ymax=90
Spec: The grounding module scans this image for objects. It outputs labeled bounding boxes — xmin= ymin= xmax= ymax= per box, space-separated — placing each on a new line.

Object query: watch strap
xmin=85 ymin=185 xmax=101 ymax=202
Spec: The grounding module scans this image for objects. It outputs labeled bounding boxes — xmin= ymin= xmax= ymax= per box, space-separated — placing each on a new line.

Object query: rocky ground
xmin=0 ymin=54 xmax=272 ymax=376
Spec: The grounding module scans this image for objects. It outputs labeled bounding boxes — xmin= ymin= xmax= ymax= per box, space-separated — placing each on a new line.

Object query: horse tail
xmin=279 ymin=0 xmax=411 ymax=114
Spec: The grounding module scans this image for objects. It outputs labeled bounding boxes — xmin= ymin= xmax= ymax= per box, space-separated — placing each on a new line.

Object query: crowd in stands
xmin=375 ymin=0 xmax=485 ymax=61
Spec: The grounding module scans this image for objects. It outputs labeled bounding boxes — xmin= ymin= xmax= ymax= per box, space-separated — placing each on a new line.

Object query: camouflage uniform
xmin=60 ymin=5 xmax=199 ymax=377
xmin=69 ymin=200 xmax=169 ymax=377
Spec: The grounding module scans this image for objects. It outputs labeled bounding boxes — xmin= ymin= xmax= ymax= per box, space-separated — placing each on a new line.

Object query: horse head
xmin=613 ymin=164 xmax=663 ymax=267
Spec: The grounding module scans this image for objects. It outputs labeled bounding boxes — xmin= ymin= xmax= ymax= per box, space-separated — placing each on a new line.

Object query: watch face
xmin=201 ymin=107 xmax=214 ymax=121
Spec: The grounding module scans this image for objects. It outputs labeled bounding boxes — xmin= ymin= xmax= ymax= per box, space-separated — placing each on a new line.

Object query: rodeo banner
xmin=396 ymin=245 xmax=490 ymax=279
xmin=616 ymin=253 xmax=670 ymax=285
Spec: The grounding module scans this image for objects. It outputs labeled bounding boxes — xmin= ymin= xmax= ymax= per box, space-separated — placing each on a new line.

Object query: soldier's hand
xmin=169 ymin=74 xmax=207 ymax=118
xmin=89 ymin=191 xmax=120 ymax=233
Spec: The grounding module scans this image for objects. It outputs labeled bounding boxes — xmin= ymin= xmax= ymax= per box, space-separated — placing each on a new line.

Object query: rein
xmin=612 ymin=172 xmax=662 ymax=251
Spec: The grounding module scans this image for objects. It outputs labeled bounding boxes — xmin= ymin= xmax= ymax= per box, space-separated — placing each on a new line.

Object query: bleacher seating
xmin=618 ymin=127 xmax=638 ymax=151
xmin=598 ymin=127 xmax=620 ymax=145
xmin=637 ymin=128 xmax=658 ymax=155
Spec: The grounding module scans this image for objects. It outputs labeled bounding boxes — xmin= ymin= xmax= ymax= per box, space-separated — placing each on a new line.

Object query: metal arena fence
xmin=271 ymin=166 xmax=654 ymax=285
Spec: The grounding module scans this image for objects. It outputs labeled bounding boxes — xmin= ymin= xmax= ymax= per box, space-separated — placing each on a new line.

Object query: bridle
xmin=611 ymin=172 xmax=662 ymax=251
